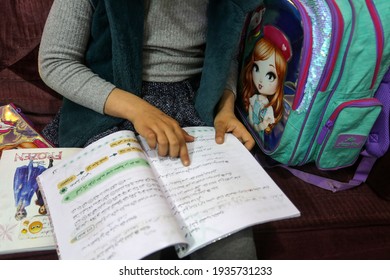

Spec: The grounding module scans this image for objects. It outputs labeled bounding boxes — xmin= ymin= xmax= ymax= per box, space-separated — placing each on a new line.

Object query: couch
xmin=1 ymin=0 xmax=389 ymax=260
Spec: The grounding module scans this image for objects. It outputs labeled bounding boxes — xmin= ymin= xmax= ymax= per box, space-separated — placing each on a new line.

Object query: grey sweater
xmin=38 ymin=0 xmax=238 ymax=115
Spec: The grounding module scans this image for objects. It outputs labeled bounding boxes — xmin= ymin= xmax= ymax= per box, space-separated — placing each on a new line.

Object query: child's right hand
xmin=104 ymin=88 xmax=194 ymax=166
xmin=130 ymin=99 xmax=195 ymax=166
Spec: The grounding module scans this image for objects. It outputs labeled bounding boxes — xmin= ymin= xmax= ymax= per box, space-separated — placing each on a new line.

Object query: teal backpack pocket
xmin=315 ymin=98 xmax=382 ymax=170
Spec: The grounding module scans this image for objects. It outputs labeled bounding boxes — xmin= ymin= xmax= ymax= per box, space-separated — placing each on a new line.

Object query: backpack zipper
xmin=297 ymin=0 xmax=357 ymax=165
xmin=291 ymin=0 xmax=313 ymax=110
xmin=318 ymin=0 xmax=344 ymax=92
xmin=317 ymin=98 xmax=383 ymax=145
xmin=365 ymin=0 xmax=384 ymax=89
xmin=287 ymin=0 xmax=345 ymax=165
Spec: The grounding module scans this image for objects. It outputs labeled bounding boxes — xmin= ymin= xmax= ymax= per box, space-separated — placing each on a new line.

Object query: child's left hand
xmin=214 ymin=90 xmax=255 ymax=150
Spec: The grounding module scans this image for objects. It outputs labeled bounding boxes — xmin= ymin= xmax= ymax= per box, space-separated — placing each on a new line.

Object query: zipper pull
xmin=317 ymin=120 xmax=334 ymax=145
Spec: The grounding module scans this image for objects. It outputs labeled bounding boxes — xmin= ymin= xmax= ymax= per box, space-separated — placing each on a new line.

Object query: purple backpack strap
xmin=283 ymin=154 xmax=377 ymax=192
xmin=283 ymin=68 xmax=390 ymax=192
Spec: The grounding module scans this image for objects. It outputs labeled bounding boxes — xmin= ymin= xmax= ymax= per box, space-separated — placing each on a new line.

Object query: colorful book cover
xmin=0 ymin=103 xmax=53 ymax=158
xmin=0 ymin=148 xmax=81 ymax=255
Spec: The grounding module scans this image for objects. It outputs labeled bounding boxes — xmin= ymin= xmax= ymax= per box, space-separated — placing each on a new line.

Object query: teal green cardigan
xmin=59 ymin=0 xmax=260 ymax=147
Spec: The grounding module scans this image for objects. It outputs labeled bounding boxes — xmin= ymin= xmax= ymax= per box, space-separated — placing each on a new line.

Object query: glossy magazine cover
xmin=0 ymin=104 xmax=52 ymax=157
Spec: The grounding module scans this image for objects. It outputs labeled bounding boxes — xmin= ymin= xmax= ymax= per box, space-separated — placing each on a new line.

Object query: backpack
xmin=236 ymin=0 xmax=390 ymax=192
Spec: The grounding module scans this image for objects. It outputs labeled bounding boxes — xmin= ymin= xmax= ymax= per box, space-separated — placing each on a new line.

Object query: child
xmin=38 ymin=0 xmax=260 ymax=260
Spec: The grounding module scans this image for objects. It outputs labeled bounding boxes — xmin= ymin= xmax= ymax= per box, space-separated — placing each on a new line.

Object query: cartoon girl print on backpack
xmin=241 ymin=23 xmax=293 ymax=151
xmin=242 ymin=25 xmax=291 ymax=133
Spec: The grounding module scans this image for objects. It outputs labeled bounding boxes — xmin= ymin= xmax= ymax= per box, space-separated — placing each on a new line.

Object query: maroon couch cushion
xmin=0 ymin=0 xmax=61 ymax=132
xmin=367 ymin=149 xmax=390 ymax=201
xmin=254 ymin=164 xmax=390 ymax=259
